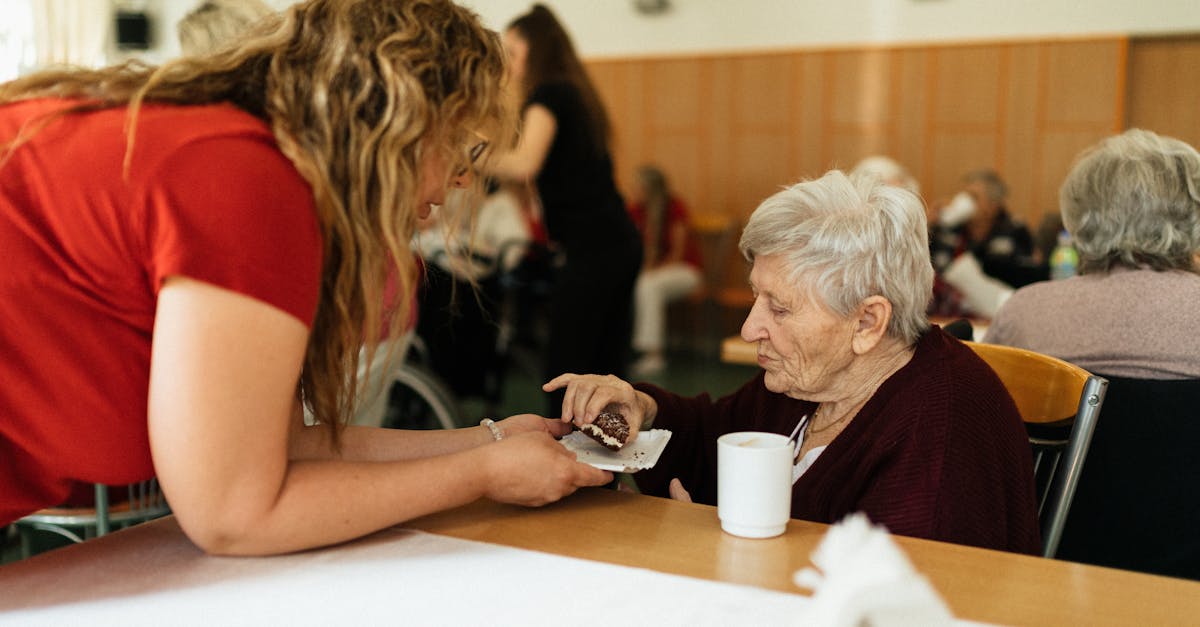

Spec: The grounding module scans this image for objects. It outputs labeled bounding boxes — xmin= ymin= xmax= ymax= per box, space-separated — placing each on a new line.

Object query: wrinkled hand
xmin=495 ymin=413 xmax=574 ymax=439
xmin=482 ymin=431 xmax=612 ymax=506
xmin=542 ymin=373 xmax=653 ymax=444
xmin=668 ymin=478 xmax=693 ymax=503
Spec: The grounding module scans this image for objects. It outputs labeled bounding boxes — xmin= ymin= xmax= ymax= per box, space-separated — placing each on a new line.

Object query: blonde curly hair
xmin=0 ymin=0 xmax=514 ymax=441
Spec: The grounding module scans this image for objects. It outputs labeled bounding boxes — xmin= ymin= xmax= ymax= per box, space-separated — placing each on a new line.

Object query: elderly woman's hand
xmin=542 ymin=373 xmax=656 ymax=444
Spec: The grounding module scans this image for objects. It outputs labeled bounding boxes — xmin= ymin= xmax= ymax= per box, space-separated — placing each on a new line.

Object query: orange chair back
xmin=963 ymin=341 xmax=1090 ymax=424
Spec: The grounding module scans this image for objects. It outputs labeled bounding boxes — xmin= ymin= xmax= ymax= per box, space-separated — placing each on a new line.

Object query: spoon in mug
xmin=787 ymin=414 xmax=809 ymax=462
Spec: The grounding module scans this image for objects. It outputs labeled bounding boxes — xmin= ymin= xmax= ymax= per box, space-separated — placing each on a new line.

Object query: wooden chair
xmin=15 ymin=479 xmax=170 ymax=559
xmin=962 ymin=341 xmax=1108 ymax=559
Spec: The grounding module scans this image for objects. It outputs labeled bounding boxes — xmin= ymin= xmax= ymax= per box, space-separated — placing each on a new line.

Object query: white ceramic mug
xmin=717 ymin=431 xmax=793 ymax=538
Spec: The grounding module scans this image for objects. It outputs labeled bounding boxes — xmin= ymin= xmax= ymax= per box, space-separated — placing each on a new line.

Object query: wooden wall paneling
xmin=925 ymin=44 xmax=1007 ymax=206
xmin=642 ymin=57 xmax=698 ymax=209
xmin=793 ymin=52 xmax=826 ymax=181
xmin=1128 ymin=36 xmax=1200 ymax=150
xmin=784 ymin=51 xmax=806 ymax=184
xmin=705 ymin=57 xmax=736 ymax=220
xmin=641 ymin=57 xmax=708 ymax=215
xmin=693 ymin=58 xmax=715 ymax=219
xmin=588 ymin=60 xmax=637 ymax=201
xmin=893 ymin=47 xmax=930 ymax=193
xmin=919 ymin=48 xmax=939 ymax=202
xmin=825 ymin=48 xmax=897 ymax=173
xmin=729 ymin=53 xmax=796 ymax=215
xmin=1001 ymin=43 xmax=1042 ymax=224
xmin=644 ymin=58 xmax=704 ymax=131
xmin=930 ymin=45 xmax=1004 ymax=128
xmin=1040 ymin=40 xmax=1125 ymax=129
xmin=1028 ymin=40 xmax=1125 ymax=224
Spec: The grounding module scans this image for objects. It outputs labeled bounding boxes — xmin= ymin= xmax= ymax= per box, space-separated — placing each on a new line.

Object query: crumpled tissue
xmin=793 ymin=513 xmax=955 ymax=627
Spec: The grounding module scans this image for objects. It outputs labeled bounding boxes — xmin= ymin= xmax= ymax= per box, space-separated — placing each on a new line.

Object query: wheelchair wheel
xmin=381 ymin=363 xmax=463 ymax=431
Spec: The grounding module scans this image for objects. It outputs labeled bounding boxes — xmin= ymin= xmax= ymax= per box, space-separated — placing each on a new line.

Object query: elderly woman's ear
xmin=850 ymin=295 xmax=893 ymax=355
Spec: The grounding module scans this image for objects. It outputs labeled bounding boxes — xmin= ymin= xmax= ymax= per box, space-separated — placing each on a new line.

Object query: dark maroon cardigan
xmin=634 ymin=327 xmax=1041 ymax=554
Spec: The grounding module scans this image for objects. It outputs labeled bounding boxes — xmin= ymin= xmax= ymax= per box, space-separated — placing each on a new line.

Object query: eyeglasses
xmin=454 ymin=139 xmax=490 ymax=177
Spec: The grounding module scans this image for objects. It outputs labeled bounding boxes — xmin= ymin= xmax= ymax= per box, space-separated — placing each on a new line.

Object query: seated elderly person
xmin=985 ymin=129 xmax=1200 ymax=578
xmin=547 ymin=170 xmax=1041 ymax=554
xmin=929 ymin=169 xmax=1047 ymax=317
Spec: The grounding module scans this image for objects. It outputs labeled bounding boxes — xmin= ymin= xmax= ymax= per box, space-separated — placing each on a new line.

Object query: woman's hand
xmin=495 ymin=413 xmax=574 ymax=439
xmin=542 ymin=373 xmax=656 ymax=444
xmin=481 ymin=432 xmax=612 ymax=506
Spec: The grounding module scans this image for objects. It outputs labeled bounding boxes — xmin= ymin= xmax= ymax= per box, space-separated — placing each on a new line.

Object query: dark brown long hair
xmin=507 ymin=4 xmax=610 ymax=153
xmin=1 ymin=0 xmax=514 ymax=441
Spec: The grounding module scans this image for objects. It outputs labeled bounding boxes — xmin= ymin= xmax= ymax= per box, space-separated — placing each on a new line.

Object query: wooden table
xmin=412 ymin=489 xmax=1200 ymax=625
xmin=2 ymin=488 xmax=1198 ymax=625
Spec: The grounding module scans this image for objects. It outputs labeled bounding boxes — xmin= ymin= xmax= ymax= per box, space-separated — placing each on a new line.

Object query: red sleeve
xmin=666 ymin=197 xmax=689 ymax=224
xmin=142 ymin=135 xmax=323 ymax=326
xmin=668 ymin=197 xmax=703 ymax=268
xmin=627 ymin=202 xmax=646 ymax=231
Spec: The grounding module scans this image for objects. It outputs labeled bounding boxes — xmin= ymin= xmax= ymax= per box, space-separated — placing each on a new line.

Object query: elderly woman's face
xmin=740 ymin=254 xmax=858 ymax=399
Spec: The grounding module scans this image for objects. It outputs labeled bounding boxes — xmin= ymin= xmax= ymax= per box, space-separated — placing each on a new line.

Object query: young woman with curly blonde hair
xmin=0 ymin=0 xmax=610 ymax=556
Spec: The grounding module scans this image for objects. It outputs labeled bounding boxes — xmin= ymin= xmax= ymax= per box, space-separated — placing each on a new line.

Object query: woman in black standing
xmin=490 ymin=4 xmax=642 ymax=415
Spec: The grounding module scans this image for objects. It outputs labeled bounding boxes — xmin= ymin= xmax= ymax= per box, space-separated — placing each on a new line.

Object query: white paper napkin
xmin=793 ymin=513 xmax=955 ymax=627
xmin=941 ymin=252 xmax=1014 ymax=319
xmin=559 ymin=429 xmax=672 ymax=472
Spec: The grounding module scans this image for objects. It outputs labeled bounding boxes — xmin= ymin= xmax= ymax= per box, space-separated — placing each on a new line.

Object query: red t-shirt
xmin=627 ymin=197 xmax=702 ymax=269
xmin=0 ymin=100 xmax=322 ymax=525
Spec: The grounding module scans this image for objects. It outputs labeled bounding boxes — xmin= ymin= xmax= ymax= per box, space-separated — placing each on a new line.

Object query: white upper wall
xmin=136 ymin=0 xmax=1200 ymax=65
xmin=463 ymin=0 xmax=1200 ymax=57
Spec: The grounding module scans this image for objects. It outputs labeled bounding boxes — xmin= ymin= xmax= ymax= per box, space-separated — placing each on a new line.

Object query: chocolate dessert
xmin=579 ymin=410 xmax=630 ymax=451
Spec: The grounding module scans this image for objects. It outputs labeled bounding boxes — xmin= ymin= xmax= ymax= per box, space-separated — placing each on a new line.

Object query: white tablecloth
xmin=3 ymin=529 xmax=813 ymax=626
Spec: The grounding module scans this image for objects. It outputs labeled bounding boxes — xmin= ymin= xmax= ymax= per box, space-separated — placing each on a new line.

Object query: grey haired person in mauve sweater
xmin=985 ymin=128 xmax=1200 ymax=380
xmin=984 ymin=129 xmax=1200 ymax=580
xmin=546 ymin=169 xmax=1041 ymax=554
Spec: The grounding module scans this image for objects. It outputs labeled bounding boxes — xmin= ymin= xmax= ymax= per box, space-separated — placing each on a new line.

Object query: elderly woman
xmin=986 ymin=129 xmax=1200 ymax=377
xmin=549 ymin=170 xmax=1040 ymax=553
xmin=984 ymin=129 xmax=1200 ymax=578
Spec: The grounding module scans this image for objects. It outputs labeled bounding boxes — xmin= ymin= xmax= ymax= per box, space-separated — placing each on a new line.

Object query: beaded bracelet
xmin=480 ymin=418 xmax=503 ymax=441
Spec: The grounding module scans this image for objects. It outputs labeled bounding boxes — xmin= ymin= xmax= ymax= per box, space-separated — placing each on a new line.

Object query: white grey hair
xmin=1060 ymin=128 xmax=1200 ymax=274
xmin=850 ymin=155 xmax=920 ymax=195
xmin=739 ymin=170 xmax=933 ymax=345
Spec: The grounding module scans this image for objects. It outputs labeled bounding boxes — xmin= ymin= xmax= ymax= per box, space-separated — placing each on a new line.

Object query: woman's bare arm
xmin=148 ymin=277 xmax=610 ymax=556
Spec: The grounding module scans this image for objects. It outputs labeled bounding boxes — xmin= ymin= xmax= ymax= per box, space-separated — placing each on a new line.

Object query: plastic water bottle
xmin=1049 ymin=230 xmax=1078 ymax=280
